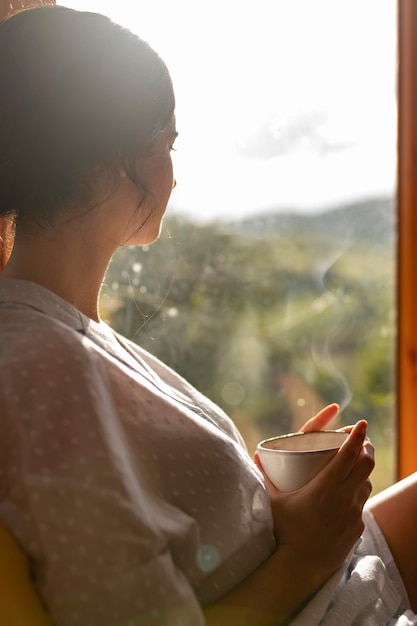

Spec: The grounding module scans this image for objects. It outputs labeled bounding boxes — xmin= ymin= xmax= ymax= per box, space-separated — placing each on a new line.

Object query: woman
xmin=0 ymin=5 xmax=415 ymax=625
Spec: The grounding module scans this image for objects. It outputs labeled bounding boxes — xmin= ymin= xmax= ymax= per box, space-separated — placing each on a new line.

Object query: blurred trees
xmin=100 ymin=204 xmax=395 ymax=492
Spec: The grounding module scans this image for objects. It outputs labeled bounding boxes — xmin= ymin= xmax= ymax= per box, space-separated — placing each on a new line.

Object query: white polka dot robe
xmin=0 ymin=279 xmax=275 ymax=626
xmin=1 ymin=279 xmax=414 ymax=626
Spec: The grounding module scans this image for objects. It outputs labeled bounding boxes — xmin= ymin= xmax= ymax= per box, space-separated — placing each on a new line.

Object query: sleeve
xmin=0 ymin=320 xmax=207 ymax=626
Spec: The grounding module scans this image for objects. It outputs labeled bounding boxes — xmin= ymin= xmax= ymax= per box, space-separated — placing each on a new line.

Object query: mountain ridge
xmin=223 ymin=196 xmax=395 ymax=244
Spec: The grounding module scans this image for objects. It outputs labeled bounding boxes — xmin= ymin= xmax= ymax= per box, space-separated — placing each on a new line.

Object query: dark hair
xmin=0 ymin=5 xmax=175 ymax=224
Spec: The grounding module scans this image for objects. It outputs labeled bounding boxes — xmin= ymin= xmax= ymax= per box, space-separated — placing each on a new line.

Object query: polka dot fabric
xmin=3 ymin=279 xmax=414 ymax=626
xmin=0 ymin=279 xmax=275 ymax=626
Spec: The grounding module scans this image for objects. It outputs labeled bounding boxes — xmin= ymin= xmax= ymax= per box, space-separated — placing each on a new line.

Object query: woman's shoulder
xmin=0 ymin=302 xmax=100 ymax=389
xmin=0 ymin=301 xmax=117 ymax=440
xmin=0 ymin=279 xmax=88 ymax=350
xmin=1 ymin=304 xmax=84 ymax=350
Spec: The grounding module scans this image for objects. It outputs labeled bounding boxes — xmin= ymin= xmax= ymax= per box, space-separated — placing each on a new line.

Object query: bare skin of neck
xmin=2 ymin=227 xmax=111 ymax=322
xmin=1 ymin=178 xmax=147 ymax=322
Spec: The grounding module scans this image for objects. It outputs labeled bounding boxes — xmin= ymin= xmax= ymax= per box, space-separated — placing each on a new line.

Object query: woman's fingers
xmin=357 ymin=479 xmax=373 ymax=509
xmin=256 ymin=420 xmax=374 ymax=492
xmin=299 ymin=403 xmax=339 ymax=433
xmin=255 ymin=419 xmax=375 ymax=522
xmin=254 ymin=422 xmax=375 ymax=576
xmin=343 ymin=438 xmax=375 ymax=490
xmin=253 ymin=450 xmax=262 ymax=473
xmin=320 ymin=420 xmax=371 ymax=484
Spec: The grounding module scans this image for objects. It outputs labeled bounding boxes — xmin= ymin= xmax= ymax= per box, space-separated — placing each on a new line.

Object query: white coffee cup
xmin=257 ymin=430 xmax=350 ymax=492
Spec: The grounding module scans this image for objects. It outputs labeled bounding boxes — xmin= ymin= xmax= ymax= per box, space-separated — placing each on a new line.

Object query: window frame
xmin=397 ymin=0 xmax=417 ymax=478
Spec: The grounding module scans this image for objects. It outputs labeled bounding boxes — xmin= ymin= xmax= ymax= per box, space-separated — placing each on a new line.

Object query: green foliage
xmin=100 ymin=210 xmax=396 ymax=492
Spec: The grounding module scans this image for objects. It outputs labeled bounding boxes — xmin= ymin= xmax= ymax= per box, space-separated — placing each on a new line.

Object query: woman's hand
xmin=299 ymin=403 xmax=357 ymax=436
xmin=254 ymin=420 xmax=374 ymax=583
xmin=205 ymin=423 xmax=374 ymax=625
xmin=298 ymin=403 xmax=340 ymax=433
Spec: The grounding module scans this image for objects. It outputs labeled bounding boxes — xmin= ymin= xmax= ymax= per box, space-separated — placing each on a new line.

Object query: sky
xmin=59 ymin=0 xmax=397 ymax=222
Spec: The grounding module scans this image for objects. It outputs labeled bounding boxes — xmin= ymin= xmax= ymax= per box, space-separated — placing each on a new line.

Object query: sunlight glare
xmin=59 ymin=0 xmax=396 ymax=220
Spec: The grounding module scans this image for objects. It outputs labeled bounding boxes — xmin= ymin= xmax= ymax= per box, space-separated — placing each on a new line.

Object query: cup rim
xmin=257 ymin=430 xmax=348 ymax=454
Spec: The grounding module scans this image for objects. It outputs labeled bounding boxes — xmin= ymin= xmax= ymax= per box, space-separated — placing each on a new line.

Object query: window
xmin=60 ymin=0 xmax=397 ymax=492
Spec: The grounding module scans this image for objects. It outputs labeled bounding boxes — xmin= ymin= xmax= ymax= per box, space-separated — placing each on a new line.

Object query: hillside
xmin=223 ymin=196 xmax=395 ymax=245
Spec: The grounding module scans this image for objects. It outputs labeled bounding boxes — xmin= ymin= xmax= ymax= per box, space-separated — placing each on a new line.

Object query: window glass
xmin=60 ymin=0 xmax=397 ymax=492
